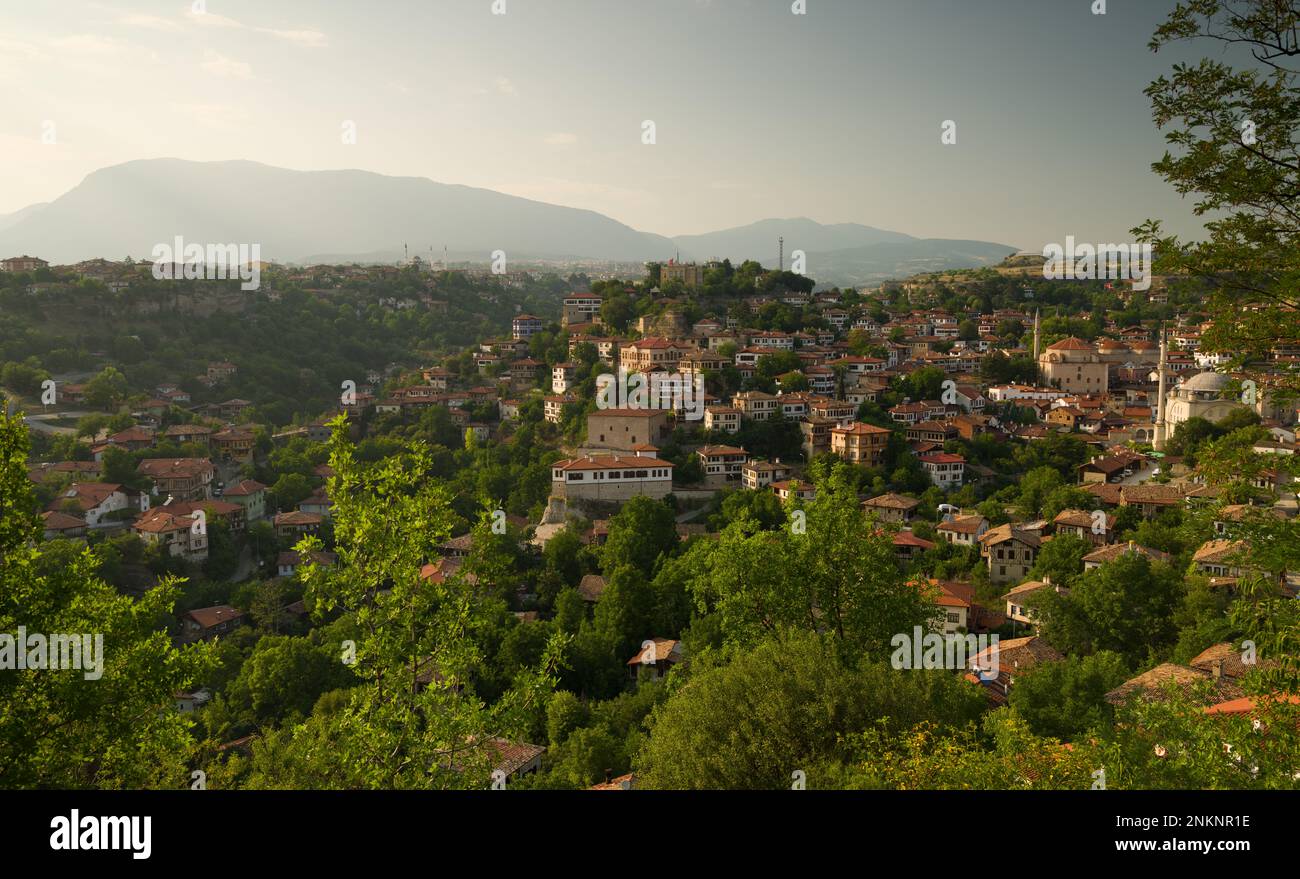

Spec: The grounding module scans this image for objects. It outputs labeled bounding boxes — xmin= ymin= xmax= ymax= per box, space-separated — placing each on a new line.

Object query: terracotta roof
xmin=1105 ymin=663 xmax=1244 ymax=706
xmin=1082 ymin=542 xmax=1169 ymax=565
xmin=892 ymin=530 xmax=936 ymax=550
xmin=938 ymin=515 xmax=985 ymax=534
xmin=485 ymin=738 xmax=546 ymax=776
xmin=1188 ymin=642 xmax=1270 ymax=681
xmin=185 ymin=605 xmax=244 ymax=629
xmin=48 ymin=482 xmax=123 ymax=512
xmin=554 ymin=454 xmax=673 ymax=471
xmin=980 ymin=523 xmax=1041 ymax=548
xmin=1046 ymin=336 xmax=1094 ymax=351
xmin=628 ymin=638 xmax=681 ymax=666
xmin=1202 ymin=694 xmax=1300 ymax=716
xmin=222 ymin=479 xmax=267 ymax=497
xmin=137 ymin=457 xmax=214 ymax=479
xmin=578 ymin=574 xmax=607 ymax=602
xmin=589 ymin=772 xmax=636 ymax=791
xmin=273 ymin=511 xmax=323 ymax=526
xmin=863 ymin=493 xmax=920 ymax=511
xmin=1121 ymin=484 xmax=1184 ymax=506
xmin=918 ymin=452 xmax=965 ymax=465
xmin=40 ymin=510 xmax=86 ymax=530
xmin=970 ymin=635 xmax=1062 ymax=674
xmin=1193 ymin=538 xmax=1248 ymax=565
xmin=831 ymin=422 xmax=893 ymax=436
xmin=1053 ymin=508 xmax=1114 ymax=530
xmin=697 ymin=445 xmax=748 ymax=456
xmin=133 ymin=509 xmax=196 ymax=534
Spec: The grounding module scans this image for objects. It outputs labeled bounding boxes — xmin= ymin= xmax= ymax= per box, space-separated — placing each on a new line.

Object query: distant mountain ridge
xmin=0 ymin=159 xmax=1016 ymax=284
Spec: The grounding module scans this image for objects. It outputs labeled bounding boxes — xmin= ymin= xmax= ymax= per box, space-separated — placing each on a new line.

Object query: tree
xmin=1028 ymin=533 xmax=1091 ymax=588
xmin=1036 ymin=553 xmax=1184 ymax=662
xmin=634 ymin=630 xmax=986 ymax=789
xmin=241 ymin=418 xmax=563 ymax=789
xmin=0 ymin=410 xmax=214 ymax=788
xmin=1137 ymin=0 xmax=1300 ymax=405
xmin=1008 ymin=651 xmax=1131 ymax=740
xmin=83 ymin=366 xmax=129 ymax=411
xmin=220 ymin=634 xmax=355 ymax=730
xmin=546 ymin=690 xmax=588 ymax=746
xmin=601 ymin=496 xmax=678 ymax=578
xmin=690 ymin=466 xmax=935 ymax=663
xmin=1014 ymin=466 xmax=1065 ymax=519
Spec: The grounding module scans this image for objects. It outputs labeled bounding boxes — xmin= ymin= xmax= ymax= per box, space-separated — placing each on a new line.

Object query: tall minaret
xmin=1153 ymin=328 xmax=1168 ymax=450
xmin=1032 ymin=309 xmax=1041 ymax=383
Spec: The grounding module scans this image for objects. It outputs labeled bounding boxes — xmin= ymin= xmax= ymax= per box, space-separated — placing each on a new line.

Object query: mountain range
xmin=0 ymin=159 xmax=1016 ymax=285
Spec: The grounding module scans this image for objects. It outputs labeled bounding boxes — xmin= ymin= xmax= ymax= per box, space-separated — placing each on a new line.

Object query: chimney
xmin=1212 ymin=660 xmax=1223 ymax=680
xmin=604 ymin=769 xmax=612 ymax=784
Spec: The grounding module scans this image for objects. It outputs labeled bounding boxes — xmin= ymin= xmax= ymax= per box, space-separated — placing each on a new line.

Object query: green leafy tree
xmin=0 ymin=410 xmax=214 ymax=788
xmin=83 ymin=366 xmax=129 ymax=411
xmin=241 ymin=418 xmax=564 ymax=789
xmin=634 ymin=630 xmax=986 ymax=789
xmin=690 ymin=465 xmax=935 ymax=662
xmin=600 ymin=496 xmax=678 ymax=578
xmin=1028 ymin=533 xmax=1091 ymax=588
xmin=1137 ymin=0 xmax=1300 ymax=404
xmin=1007 ymin=651 xmax=1131 ymax=740
xmin=1036 ymin=553 xmax=1184 ymax=662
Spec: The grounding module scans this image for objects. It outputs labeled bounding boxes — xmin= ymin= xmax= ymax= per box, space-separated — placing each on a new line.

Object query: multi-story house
xmin=551 ymin=453 xmax=674 ymax=501
xmin=704 ymin=406 xmax=741 ymax=433
xmin=697 ymin=445 xmax=749 ymax=487
xmin=133 ymin=508 xmax=209 ymax=562
xmin=829 ymin=422 xmax=891 ymax=467
xmin=732 ymin=390 xmax=780 ymax=421
xmin=619 ymin=338 xmax=690 ymax=372
xmin=212 ymin=426 xmax=255 ymax=464
xmin=562 ymin=295 xmax=603 ymax=325
xmin=47 ymin=483 xmax=147 ymax=527
xmin=937 ymin=514 xmax=988 ymax=546
xmin=918 ymin=452 xmax=965 ymax=488
xmin=1052 ymin=508 xmax=1114 ymax=545
xmin=511 ymin=314 xmax=544 ymax=340
xmin=222 ymin=479 xmax=267 ymax=522
xmin=980 ymin=524 xmax=1041 ymax=585
xmin=741 ymin=460 xmax=793 ymax=490
xmin=137 ymin=458 xmax=215 ymax=501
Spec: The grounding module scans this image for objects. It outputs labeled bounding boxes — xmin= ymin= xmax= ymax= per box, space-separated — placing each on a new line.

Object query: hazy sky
xmin=0 ymin=0 xmax=1211 ymax=249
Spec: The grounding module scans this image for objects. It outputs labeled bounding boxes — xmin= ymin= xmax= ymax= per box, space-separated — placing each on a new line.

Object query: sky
xmin=0 ymin=0 xmax=1213 ymax=250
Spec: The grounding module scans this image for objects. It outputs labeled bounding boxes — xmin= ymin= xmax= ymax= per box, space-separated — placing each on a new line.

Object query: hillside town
xmin=3 ymin=244 xmax=1297 ymax=790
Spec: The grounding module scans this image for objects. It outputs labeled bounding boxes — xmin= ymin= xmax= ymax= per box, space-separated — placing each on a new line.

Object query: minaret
xmin=1153 ymin=328 xmax=1168 ymax=450
xmin=1032 ymin=309 xmax=1041 ymax=383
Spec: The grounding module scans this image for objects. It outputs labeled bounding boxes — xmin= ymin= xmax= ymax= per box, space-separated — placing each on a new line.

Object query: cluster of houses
xmin=15 ymin=256 xmax=1300 ymax=781
xmin=34 ymin=451 xmax=333 ymax=564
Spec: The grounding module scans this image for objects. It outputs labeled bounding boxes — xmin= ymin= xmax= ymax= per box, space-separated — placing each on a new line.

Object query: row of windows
xmin=559 ymin=469 xmax=670 ymax=481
